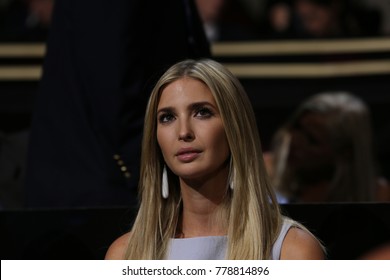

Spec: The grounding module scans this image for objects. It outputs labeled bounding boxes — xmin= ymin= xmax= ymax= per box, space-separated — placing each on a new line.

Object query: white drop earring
xmin=229 ymin=167 xmax=235 ymax=190
xmin=162 ymin=165 xmax=169 ymax=199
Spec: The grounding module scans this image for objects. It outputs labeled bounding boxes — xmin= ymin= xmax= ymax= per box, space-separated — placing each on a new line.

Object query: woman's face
xmin=157 ymin=77 xmax=230 ymax=183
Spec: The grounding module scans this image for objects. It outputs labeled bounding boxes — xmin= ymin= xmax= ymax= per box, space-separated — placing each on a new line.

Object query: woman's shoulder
xmin=280 ymin=226 xmax=325 ymax=260
xmin=105 ymin=232 xmax=131 ymax=260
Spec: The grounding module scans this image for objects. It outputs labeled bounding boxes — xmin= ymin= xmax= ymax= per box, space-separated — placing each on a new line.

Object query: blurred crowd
xmin=195 ymin=0 xmax=389 ymax=42
xmin=1 ymin=0 xmax=390 ymax=209
xmin=1 ymin=0 xmax=390 ymax=42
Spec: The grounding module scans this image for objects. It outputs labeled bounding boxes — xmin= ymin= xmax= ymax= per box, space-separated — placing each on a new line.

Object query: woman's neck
xmin=177 ymin=171 xmax=229 ymax=238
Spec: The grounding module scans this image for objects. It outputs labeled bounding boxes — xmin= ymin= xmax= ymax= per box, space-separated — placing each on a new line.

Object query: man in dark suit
xmin=25 ymin=0 xmax=210 ymax=208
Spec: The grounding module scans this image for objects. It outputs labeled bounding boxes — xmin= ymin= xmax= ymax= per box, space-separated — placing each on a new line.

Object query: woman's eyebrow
xmin=189 ymin=101 xmax=216 ymax=110
xmin=157 ymin=106 xmax=174 ymax=114
xmin=157 ymin=101 xmax=217 ymax=114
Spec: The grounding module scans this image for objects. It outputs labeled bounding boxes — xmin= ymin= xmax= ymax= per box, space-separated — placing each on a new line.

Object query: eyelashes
xmin=158 ymin=112 xmax=174 ymax=124
xmin=194 ymin=107 xmax=214 ymax=118
xmin=157 ymin=106 xmax=215 ymax=124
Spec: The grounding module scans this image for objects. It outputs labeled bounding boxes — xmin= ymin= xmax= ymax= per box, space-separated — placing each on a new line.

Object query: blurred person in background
xmin=293 ymin=0 xmax=381 ymax=38
xmin=195 ymin=0 xmax=226 ymax=42
xmin=267 ymin=92 xmax=390 ymax=203
xmin=24 ymin=0 xmax=210 ymax=208
xmin=195 ymin=0 xmax=257 ymax=42
xmin=258 ymin=0 xmax=296 ymax=39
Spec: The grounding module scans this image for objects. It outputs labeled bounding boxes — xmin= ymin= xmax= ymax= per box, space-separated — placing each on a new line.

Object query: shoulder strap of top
xmin=271 ymin=217 xmax=295 ymax=260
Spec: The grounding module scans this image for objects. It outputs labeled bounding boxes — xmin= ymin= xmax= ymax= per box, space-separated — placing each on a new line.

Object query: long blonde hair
xmin=125 ymin=59 xmax=281 ymax=259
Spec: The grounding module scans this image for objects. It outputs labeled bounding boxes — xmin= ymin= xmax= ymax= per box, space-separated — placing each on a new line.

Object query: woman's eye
xmin=158 ymin=113 xmax=175 ymax=123
xmin=195 ymin=107 xmax=214 ymax=118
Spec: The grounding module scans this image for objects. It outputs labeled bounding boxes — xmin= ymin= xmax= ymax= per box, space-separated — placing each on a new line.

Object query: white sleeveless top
xmin=166 ymin=218 xmax=294 ymax=260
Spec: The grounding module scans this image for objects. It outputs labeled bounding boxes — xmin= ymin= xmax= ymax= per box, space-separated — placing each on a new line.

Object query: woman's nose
xmin=178 ymin=119 xmax=194 ymax=141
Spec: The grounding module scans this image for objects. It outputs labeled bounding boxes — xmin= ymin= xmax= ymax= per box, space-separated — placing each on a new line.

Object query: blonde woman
xmin=105 ymin=59 xmax=324 ymax=260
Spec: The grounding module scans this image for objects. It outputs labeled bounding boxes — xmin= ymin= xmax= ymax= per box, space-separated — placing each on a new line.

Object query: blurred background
xmin=1 ymin=0 xmax=390 ymax=209
xmin=0 ymin=0 xmax=390 ymax=260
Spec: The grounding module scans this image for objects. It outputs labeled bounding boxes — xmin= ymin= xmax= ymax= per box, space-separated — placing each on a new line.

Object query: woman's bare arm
xmin=280 ymin=227 xmax=325 ymax=260
xmin=104 ymin=232 xmax=131 ymax=260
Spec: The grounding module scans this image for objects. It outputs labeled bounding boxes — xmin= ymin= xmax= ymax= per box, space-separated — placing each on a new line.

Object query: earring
xmin=229 ymin=167 xmax=235 ymax=190
xmin=162 ymin=165 xmax=169 ymax=199
xmin=230 ymin=178 xmax=234 ymax=190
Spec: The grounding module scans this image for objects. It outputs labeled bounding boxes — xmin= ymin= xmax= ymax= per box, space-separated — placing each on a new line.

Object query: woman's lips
xmin=176 ymin=148 xmax=201 ymax=162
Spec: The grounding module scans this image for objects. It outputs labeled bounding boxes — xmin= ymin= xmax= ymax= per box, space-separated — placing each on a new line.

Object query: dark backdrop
xmin=1 ymin=203 xmax=389 ymax=260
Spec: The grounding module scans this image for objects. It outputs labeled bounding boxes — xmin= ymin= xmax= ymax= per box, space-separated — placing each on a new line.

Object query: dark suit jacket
xmin=25 ymin=0 xmax=210 ymax=208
